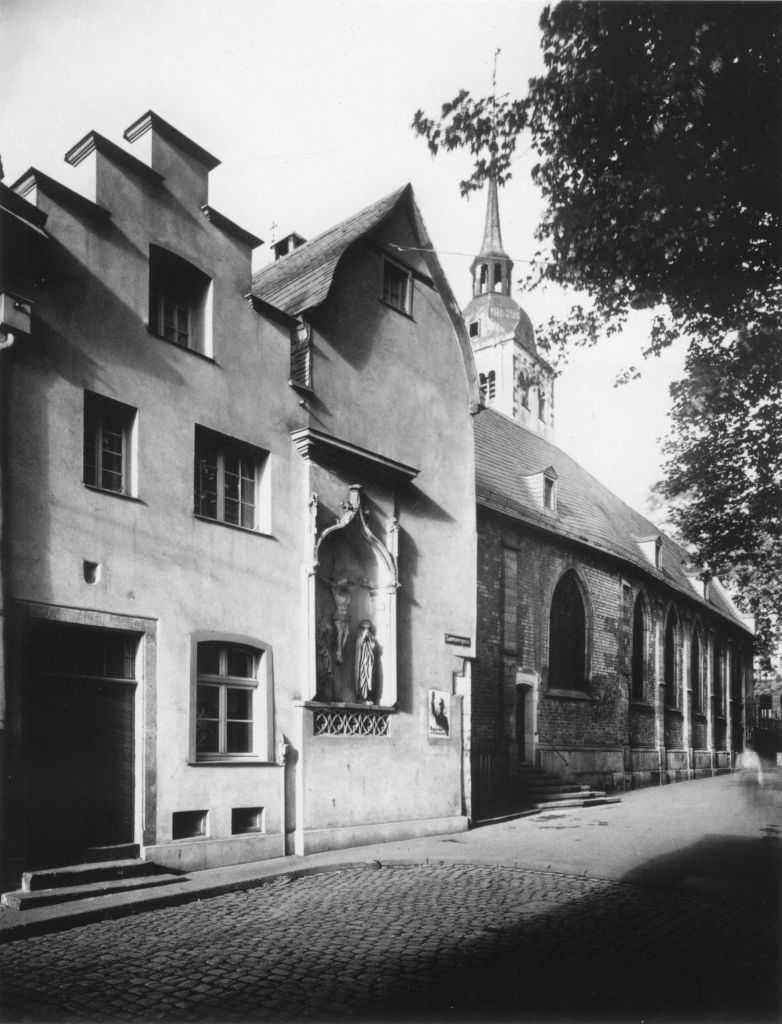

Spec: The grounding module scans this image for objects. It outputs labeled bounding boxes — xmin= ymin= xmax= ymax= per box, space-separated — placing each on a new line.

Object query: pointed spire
xmin=478 ymin=176 xmax=508 ymax=259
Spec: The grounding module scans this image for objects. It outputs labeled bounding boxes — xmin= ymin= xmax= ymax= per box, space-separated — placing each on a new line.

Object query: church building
xmin=0 ymin=111 xmax=755 ymax=895
xmin=465 ymin=181 xmax=755 ymax=819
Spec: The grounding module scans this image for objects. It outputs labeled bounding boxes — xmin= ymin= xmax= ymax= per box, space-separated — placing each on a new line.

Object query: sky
xmin=1 ymin=0 xmax=687 ymax=518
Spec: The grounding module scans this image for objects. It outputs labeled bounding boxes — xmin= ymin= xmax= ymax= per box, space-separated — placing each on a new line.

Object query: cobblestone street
xmin=1 ymin=860 xmax=778 ymax=1024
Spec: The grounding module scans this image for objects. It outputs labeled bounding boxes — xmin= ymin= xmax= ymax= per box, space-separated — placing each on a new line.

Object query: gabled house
xmin=0 ymin=113 xmax=478 ymax=889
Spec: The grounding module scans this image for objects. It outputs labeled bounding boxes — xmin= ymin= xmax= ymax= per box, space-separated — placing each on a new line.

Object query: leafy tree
xmin=413 ymin=1 xmax=782 ymax=652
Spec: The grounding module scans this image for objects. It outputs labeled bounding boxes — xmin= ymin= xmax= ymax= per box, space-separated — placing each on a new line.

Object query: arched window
xmin=479 ymin=370 xmax=496 ymax=403
xmin=193 ymin=640 xmax=272 ymax=762
xmin=714 ymin=641 xmax=723 ymax=715
xmin=664 ymin=611 xmax=678 ymax=707
xmin=691 ymin=629 xmax=702 ymax=713
xmin=630 ymin=596 xmax=646 ymax=701
xmin=548 ymin=572 xmax=587 ymax=690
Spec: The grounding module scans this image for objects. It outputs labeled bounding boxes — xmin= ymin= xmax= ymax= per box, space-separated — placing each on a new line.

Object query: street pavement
xmin=0 ymin=773 xmax=779 ymax=1024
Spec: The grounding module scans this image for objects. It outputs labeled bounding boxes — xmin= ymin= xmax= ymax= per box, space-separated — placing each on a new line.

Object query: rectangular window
xmin=232 ymin=807 xmax=263 ymax=834
xmin=382 ymin=260 xmax=412 ymax=315
xmin=149 ymin=246 xmax=212 ymax=355
xmin=194 ymin=426 xmax=268 ymax=531
xmin=172 ymin=810 xmax=207 ymax=840
xmin=83 ymin=391 xmax=136 ymax=496
xmin=195 ymin=642 xmax=260 ymax=761
xmin=544 ymin=477 xmax=555 ymax=510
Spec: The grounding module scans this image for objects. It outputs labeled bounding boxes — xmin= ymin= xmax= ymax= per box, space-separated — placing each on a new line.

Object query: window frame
xmin=190 ymin=635 xmax=273 ymax=764
xmin=630 ymin=593 xmax=648 ymax=702
xmin=479 ymin=370 xmax=496 ymax=403
xmin=690 ymin=626 xmax=703 ymax=714
xmin=547 ymin=570 xmax=590 ymax=693
xmin=381 ymin=258 xmax=413 ymax=316
xmin=148 ymin=245 xmax=213 ymax=356
xmin=83 ymin=390 xmax=137 ymax=497
xmin=663 ymin=609 xmax=680 ymax=709
xmin=193 ymin=425 xmax=270 ymax=533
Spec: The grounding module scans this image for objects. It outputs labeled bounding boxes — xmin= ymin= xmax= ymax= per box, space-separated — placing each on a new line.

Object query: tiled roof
xmin=475 ymin=407 xmax=751 ymax=632
xmin=251 ymin=185 xmax=409 ymax=316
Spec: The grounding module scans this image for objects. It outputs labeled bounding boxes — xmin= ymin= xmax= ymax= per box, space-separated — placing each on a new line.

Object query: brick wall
xmin=474 ymin=506 xmax=753 ymax=802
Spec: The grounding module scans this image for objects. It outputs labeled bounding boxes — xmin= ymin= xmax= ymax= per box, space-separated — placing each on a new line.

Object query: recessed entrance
xmin=24 ymin=622 xmax=137 ymax=867
xmin=515 ymin=673 xmax=537 ymax=765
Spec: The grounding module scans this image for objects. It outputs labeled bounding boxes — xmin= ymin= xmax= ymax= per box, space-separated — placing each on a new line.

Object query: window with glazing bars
xmin=382 ymin=260 xmax=411 ymax=314
xmin=149 ymin=246 xmax=210 ymax=352
xmin=84 ymin=391 xmax=135 ymax=495
xmin=196 ymin=643 xmax=258 ymax=759
xmin=194 ymin=427 xmax=265 ymax=530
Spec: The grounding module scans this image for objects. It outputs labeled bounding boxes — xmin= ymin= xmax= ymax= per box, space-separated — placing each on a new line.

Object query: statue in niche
xmin=328 ymin=577 xmax=357 ymax=664
xmin=316 ymin=617 xmax=335 ymax=700
xmin=355 ymin=619 xmax=377 ymax=704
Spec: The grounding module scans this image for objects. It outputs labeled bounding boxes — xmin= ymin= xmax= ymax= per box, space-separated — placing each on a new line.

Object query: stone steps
xmin=516 ymin=766 xmax=621 ymax=814
xmin=2 ymin=859 xmax=183 ymax=911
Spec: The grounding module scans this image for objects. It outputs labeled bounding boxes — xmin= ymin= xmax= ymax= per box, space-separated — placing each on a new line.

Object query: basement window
xmin=172 ymin=810 xmax=207 ymax=840
xmin=232 ymin=807 xmax=263 ymax=834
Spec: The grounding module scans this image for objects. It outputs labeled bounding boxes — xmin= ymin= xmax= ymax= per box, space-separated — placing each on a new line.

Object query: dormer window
xmin=544 ymin=476 xmax=555 ymax=510
xmin=382 ymin=259 xmax=412 ymax=315
xmin=149 ymin=246 xmax=212 ymax=355
xmin=638 ymin=535 xmax=663 ymax=570
xmin=542 ymin=467 xmax=558 ymax=511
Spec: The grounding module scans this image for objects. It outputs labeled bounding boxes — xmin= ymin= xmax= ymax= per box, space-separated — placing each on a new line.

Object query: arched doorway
xmin=515 ymin=670 xmax=537 ymax=765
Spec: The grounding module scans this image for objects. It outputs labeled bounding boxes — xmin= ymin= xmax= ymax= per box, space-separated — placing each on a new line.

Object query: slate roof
xmin=475 ymin=407 xmax=751 ymax=632
xmin=251 ymin=185 xmax=409 ymax=317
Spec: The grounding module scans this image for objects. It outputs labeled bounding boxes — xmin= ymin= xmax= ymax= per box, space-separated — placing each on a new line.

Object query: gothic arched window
xmin=664 ymin=611 xmax=678 ymax=708
xmin=631 ymin=596 xmax=646 ymax=701
xmin=691 ymin=629 xmax=702 ymax=713
xmin=548 ymin=572 xmax=587 ymax=690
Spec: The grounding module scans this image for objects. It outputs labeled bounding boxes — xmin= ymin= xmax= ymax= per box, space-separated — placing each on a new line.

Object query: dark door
xmin=25 ymin=623 xmax=136 ymax=866
xmin=515 ymin=687 xmax=526 ymax=762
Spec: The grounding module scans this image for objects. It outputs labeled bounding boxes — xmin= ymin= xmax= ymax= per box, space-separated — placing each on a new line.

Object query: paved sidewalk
xmin=1 ymin=772 xmax=780 ymax=943
xmin=0 ymin=774 xmax=779 ymax=1022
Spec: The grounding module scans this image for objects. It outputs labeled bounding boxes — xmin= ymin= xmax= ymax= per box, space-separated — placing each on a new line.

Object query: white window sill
xmin=192 ymin=513 xmax=271 ymax=538
xmin=188 ymin=758 xmax=278 ymax=767
xmin=83 ymin=484 xmax=144 ymax=504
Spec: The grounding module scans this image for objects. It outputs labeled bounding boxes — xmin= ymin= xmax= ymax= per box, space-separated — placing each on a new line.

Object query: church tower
xmin=463 ymin=178 xmax=554 ymax=437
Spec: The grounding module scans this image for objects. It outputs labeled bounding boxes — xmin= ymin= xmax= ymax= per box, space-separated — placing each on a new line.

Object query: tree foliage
xmin=413 ymin=1 xmax=782 ymax=651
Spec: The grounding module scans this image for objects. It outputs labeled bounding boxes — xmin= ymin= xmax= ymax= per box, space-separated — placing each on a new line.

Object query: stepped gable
xmin=475 ymin=406 xmax=749 ymax=630
xmin=251 ymin=185 xmax=409 ymax=317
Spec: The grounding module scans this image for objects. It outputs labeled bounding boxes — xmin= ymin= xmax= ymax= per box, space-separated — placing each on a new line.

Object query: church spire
xmin=478 ymin=176 xmax=508 ymax=259
xmin=470 ymin=177 xmax=513 ymax=298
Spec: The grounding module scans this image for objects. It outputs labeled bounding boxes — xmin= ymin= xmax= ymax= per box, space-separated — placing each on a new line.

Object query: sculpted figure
xmin=316 ymin=617 xmax=335 ymax=699
xmin=330 ymin=577 xmax=356 ymax=664
xmin=355 ymin=619 xmax=377 ymax=703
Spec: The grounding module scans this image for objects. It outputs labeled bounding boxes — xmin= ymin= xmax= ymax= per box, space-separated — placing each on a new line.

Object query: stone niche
xmin=311 ymin=485 xmax=398 ymax=707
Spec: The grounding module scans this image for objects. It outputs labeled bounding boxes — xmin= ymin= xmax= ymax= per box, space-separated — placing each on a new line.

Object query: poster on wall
xmin=429 ymin=690 xmax=450 ymax=738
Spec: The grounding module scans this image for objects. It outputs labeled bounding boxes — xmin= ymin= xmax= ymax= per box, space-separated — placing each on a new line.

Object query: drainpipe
xmin=0 ymin=329 xmax=14 ymax=886
xmin=277 ymin=738 xmax=289 ymax=858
